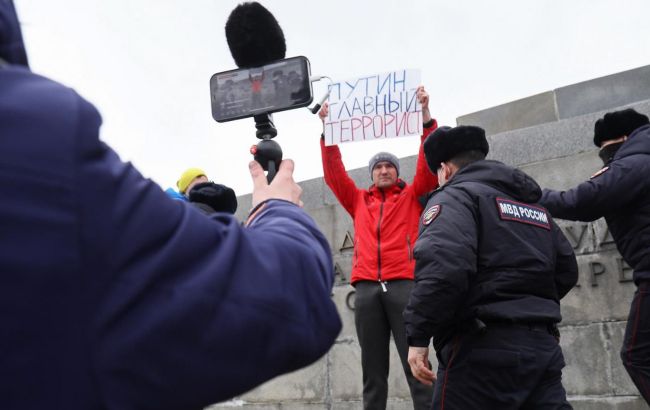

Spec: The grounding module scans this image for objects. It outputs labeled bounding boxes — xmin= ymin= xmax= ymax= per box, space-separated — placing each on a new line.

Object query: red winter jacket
xmin=321 ymin=120 xmax=438 ymax=284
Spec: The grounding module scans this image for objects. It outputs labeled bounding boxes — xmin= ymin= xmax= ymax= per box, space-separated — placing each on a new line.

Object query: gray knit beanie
xmin=368 ymin=152 xmax=400 ymax=176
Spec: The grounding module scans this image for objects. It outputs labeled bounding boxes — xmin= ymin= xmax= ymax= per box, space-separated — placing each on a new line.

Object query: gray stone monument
xmin=211 ymin=65 xmax=650 ymax=409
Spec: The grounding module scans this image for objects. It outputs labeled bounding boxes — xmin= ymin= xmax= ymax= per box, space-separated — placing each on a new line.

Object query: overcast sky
xmin=14 ymin=0 xmax=650 ymax=194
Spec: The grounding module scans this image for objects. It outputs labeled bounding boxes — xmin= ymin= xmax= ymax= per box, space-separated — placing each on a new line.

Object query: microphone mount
xmin=308 ymin=75 xmax=331 ymax=114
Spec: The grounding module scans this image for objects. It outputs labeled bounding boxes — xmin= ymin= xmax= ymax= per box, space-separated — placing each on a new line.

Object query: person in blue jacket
xmin=0 ymin=2 xmax=341 ymax=409
xmin=539 ymin=108 xmax=650 ymax=404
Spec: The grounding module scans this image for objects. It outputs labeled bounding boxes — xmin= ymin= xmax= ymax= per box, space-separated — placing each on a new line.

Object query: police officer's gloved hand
xmin=188 ymin=182 xmax=238 ymax=214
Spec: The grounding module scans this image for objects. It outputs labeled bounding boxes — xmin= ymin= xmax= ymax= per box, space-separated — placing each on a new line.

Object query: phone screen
xmin=210 ymin=56 xmax=313 ymax=122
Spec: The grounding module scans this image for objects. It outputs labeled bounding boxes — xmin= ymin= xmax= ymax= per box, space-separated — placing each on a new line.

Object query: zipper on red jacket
xmin=377 ymin=190 xmax=387 ymax=292
xmin=407 ymin=234 xmax=413 ymax=262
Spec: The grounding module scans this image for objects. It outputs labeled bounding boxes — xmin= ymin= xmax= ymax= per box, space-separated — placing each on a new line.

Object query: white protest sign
xmin=323 ymin=69 xmax=422 ymax=146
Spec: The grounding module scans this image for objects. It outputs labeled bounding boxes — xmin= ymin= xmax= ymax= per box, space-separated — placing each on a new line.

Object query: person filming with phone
xmin=0 ymin=2 xmax=341 ymax=409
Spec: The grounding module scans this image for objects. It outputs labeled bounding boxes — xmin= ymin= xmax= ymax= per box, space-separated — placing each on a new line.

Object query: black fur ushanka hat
xmin=593 ymin=108 xmax=649 ymax=147
xmin=424 ymin=125 xmax=489 ymax=172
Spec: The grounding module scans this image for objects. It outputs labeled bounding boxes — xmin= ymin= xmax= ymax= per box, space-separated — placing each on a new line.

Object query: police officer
xmin=539 ymin=108 xmax=650 ymax=404
xmin=404 ymin=125 xmax=578 ymax=409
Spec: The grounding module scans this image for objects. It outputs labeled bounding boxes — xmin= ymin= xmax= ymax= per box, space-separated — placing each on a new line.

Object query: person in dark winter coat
xmin=404 ymin=125 xmax=578 ymax=409
xmin=539 ymin=108 xmax=650 ymax=404
xmin=0 ymin=2 xmax=341 ymax=409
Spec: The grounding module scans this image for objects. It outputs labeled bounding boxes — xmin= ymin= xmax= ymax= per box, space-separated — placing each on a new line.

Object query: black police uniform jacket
xmin=404 ymin=160 xmax=578 ymax=352
xmin=540 ymin=124 xmax=650 ymax=284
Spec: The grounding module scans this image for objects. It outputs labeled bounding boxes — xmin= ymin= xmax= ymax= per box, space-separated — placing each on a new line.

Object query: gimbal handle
xmin=251 ymin=139 xmax=283 ymax=183
xmin=253 ymin=114 xmax=283 ymax=183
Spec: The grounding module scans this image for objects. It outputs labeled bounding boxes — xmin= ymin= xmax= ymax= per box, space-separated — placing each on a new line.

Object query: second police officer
xmin=539 ymin=108 xmax=650 ymax=404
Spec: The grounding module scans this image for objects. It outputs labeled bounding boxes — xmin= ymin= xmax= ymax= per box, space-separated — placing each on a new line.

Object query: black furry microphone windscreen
xmin=225 ymin=2 xmax=286 ymax=68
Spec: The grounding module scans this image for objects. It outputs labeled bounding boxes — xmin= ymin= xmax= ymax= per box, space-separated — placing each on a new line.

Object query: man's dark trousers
xmin=355 ymin=280 xmax=433 ymax=410
xmin=432 ymin=324 xmax=572 ymax=409
xmin=622 ymin=280 xmax=650 ymax=404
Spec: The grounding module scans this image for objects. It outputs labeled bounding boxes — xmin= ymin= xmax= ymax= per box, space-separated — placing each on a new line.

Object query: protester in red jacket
xmin=319 ymin=86 xmax=438 ymax=409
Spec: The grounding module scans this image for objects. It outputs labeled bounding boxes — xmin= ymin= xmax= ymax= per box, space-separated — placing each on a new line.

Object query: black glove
xmin=188 ymin=182 xmax=238 ymax=214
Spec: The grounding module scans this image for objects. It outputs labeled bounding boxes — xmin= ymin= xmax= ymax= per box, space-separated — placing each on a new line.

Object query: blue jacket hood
xmin=0 ymin=0 xmax=28 ymax=66
xmin=615 ymin=124 xmax=650 ymax=160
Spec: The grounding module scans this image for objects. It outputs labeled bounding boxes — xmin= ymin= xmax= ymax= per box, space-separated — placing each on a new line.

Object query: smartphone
xmin=210 ymin=56 xmax=313 ymax=122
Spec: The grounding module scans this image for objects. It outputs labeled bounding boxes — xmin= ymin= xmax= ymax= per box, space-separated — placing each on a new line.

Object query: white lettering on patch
xmin=495 ymin=198 xmax=550 ymax=230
